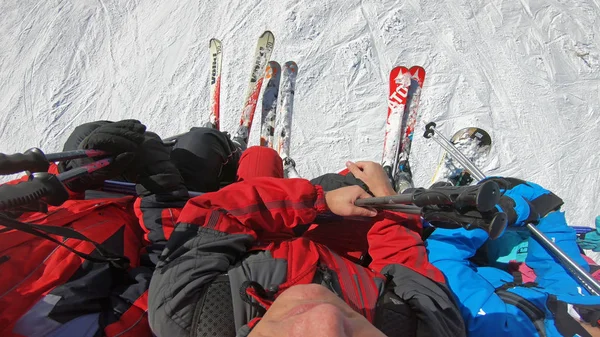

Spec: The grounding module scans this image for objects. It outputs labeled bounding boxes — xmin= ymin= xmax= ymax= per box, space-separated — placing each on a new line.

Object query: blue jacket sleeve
xmin=525 ymin=211 xmax=596 ymax=302
xmin=427 ymin=227 xmax=538 ymax=337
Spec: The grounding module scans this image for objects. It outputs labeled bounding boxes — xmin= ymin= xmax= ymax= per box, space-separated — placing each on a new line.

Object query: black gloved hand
xmin=59 ymin=120 xmax=146 ymax=192
xmin=133 ymin=132 xmax=188 ymax=201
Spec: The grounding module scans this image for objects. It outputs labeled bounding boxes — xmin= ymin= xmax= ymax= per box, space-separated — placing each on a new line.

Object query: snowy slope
xmin=1 ymin=0 xmax=599 ymax=227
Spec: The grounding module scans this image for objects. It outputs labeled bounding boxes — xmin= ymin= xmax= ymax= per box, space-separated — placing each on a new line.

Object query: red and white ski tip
xmin=397 ymin=66 xmax=426 ymax=161
xmin=381 ymin=66 xmax=410 ymax=171
xmin=409 ymin=66 xmax=425 ymax=87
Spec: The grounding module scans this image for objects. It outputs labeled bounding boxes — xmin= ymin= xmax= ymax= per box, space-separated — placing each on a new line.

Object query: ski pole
xmin=355 ymin=180 xmax=500 ymax=211
xmin=0 ymin=158 xmax=113 ymax=211
xmin=528 ymin=223 xmax=600 ymax=295
xmin=423 ymin=122 xmax=486 ymax=180
xmin=423 ymin=121 xmax=600 ymax=296
xmin=57 ymin=158 xmax=112 ymax=183
xmin=283 ymin=157 xmax=301 ymax=178
xmin=0 ymin=148 xmax=107 ymax=175
xmin=364 ymin=204 xmax=422 ymax=214
xmin=355 ymin=181 xmax=507 ymax=239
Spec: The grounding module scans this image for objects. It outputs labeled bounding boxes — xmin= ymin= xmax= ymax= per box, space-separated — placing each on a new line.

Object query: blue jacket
xmin=426 ymin=211 xmax=600 ymax=337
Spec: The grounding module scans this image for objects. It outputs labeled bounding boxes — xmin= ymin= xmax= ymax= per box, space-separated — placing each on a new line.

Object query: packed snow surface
xmin=1 ymin=0 xmax=599 ymax=227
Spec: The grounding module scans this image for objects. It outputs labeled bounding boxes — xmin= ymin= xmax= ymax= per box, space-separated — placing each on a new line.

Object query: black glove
xmin=133 ymin=132 xmax=188 ymax=201
xmin=61 ymin=121 xmax=112 ymax=151
xmin=59 ymin=120 xmax=146 ymax=192
xmin=310 ymin=173 xmax=370 ymax=193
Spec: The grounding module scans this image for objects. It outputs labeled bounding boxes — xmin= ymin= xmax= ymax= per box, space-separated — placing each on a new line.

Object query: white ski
xmin=274 ymin=61 xmax=299 ymax=178
xmin=235 ymin=31 xmax=275 ymax=145
xmin=260 ymin=61 xmax=281 ymax=148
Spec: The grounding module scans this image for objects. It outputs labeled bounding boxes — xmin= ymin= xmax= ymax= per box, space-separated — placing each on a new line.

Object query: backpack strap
xmin=495 ymin=271 xmax=539 ymax=291
xmin=0 ymin=214 xmax=129 ymax=270
xmin=494 ymin=288 xmax=547 ymax=337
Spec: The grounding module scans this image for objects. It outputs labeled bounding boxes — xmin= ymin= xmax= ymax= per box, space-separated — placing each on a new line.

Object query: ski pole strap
xmin=0 ymin=214 xmax=129 ymax=270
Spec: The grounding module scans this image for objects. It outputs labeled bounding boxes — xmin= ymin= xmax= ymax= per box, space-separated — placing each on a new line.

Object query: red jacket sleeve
xmin=367 ymin=211 xmax=445 ymax=283
xmin=178 ymin=177 xmax=328 ymax=237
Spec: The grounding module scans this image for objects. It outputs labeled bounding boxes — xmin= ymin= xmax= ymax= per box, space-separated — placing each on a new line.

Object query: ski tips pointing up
xmin=284 ymin=61 xmax=298 ymax=72
xmin=234 ymin=30 xmax=276 ymax=144
xmin=391 ymin=66 xmax=410 ymax=86
xmin=266 ymin=61 xmax=281 ymax=80
xmin=261 ymin=30 xmax=274 ymax=38
xmin=409 ymin=66 xmax=425 ymax=86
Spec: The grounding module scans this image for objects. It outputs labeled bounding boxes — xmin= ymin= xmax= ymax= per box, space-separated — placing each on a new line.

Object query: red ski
xmin=393 ymin=66 xmax=426 ymax=192
xmin=381 ymin=66 xmax=411 ymax=178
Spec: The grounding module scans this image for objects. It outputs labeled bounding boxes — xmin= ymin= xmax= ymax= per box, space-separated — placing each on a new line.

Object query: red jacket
xmin=148 ymin=177 xmax=465 ymax=336
xmin=0 ymin=167 xmax=183 ymax=337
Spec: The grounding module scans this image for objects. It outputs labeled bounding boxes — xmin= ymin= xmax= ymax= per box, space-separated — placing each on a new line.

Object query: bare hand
xmin=345 ymin=161 xmax=396 ymax=197
xmin=324 ymin=185 xmax=378 ymax=217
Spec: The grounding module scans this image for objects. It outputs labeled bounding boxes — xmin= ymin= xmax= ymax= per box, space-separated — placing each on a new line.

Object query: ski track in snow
xmin=1 ymin=0 xmax=599 ymax=227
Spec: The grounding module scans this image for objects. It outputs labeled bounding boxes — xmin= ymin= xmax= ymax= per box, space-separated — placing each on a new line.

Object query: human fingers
xmin=349 ymin=188 xmax=378 ymax=217
xmin=345 ymin=161 xmax=366 ymax=179
xmin=325 ymin=186 xmax=377 ymax=217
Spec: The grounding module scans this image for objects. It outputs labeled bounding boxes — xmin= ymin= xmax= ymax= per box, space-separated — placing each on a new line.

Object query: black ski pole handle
xmin=355 ymin=180 xmax=500 ymax=212
xmin=0 ymin=172 xmax=69 ymax=211
xmin=423 ymin=122 xmax=437 ymax=139
xmin=411 ymin=180 xmax=500 ymax=212
xmin=423 ymin=208 xmax=508 ymax=240
xmin=0 ymin=158 xmax=112 ymax=211
xmin=0 ymin=148 xmax=109 ymax=176
xmin=0 ymin=148 xmax=49 ymax=175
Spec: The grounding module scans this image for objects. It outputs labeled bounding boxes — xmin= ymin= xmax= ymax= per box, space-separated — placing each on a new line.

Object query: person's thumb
xmin=346 ymin=161 xmax=364 ymax=178
xmin=356 ymin=188 xmax=372 ymax=200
